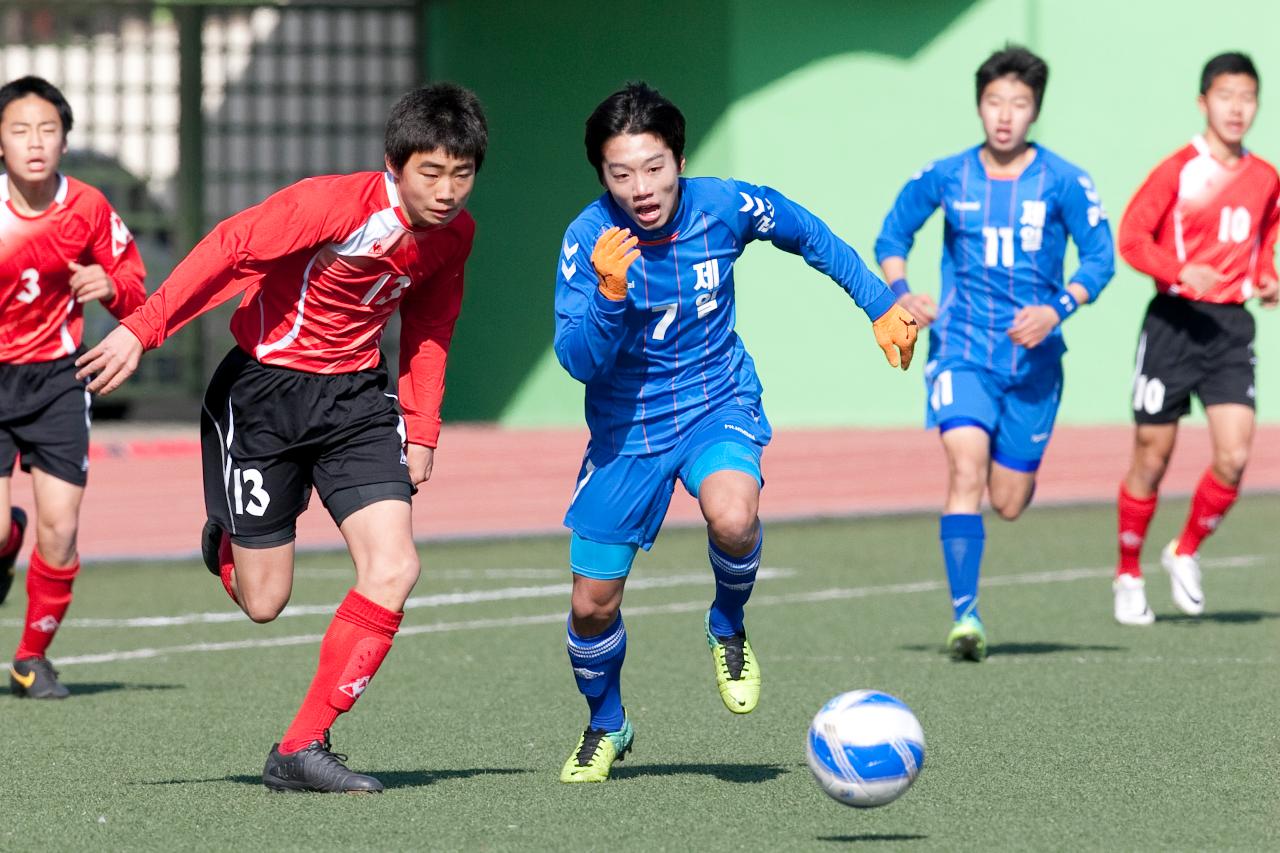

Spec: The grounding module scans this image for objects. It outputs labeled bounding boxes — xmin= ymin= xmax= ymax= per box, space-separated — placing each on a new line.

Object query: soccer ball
xmin=805 ymin=689 xmax=925 ymax=808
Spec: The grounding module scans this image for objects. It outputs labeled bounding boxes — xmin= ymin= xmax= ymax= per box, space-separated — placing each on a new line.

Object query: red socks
xmin=1177 ymin=469 xmax=1239 ymax=557
xmin=1116 ymin=484 xmax=1158 ymax=578
xmin=15 ymin=550 xmax=80 ymax=660
xmin=216 ymin=532 xmax=239 ymax=606
xmin=279 ymin=589 xmax=402 ymax=754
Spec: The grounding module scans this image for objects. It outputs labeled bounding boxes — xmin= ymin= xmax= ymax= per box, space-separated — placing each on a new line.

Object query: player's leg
xmin=9 ymin=375 xmax=91 ymax=699
xmin=559 ymin=449 xmax=668 ymax=782
xmin=1162 ymin=301 xmax=1253 ymax=617
xmin=939 ymin=425 xmax=990 ymax=660
xmin=262 ymin=362 xmax=414 ymax=793
xmin=681 ymin=433 xmax=765 ymax=714
xmin=0 ymin=472 xmax=25 ymax=607
xmin=929 ymin=364 xmax=999 ymax=661
xmin=1161 ymin=403 xmax=1253 ymax=617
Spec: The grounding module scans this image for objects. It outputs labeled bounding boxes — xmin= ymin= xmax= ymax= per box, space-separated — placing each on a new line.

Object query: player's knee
xmin=706 ymin=504 xmax=758 ymax=554
xmin=1212 ymin=447 xmax=1249 ymax=485
xmin=992 ymin=499 xmax=1026 ymax=522
xmin=362 ymin=550 xmax=421 ymax=596
xmin=242 ymin=593 xmax=288 ymax=624
xmin=570 ymin=595 xmax=619 ymax=634
xmin=35 ymin=517 xmax=78 ymax=565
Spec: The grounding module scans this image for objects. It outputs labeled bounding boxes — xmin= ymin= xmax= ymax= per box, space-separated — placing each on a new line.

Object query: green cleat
xmin=946 ymin=614 xmax=988 ymax=661
xmin=559 ymin=716 xmax=634 ymax=783
xmin=705 ymin=611 xmax=761 ymax=714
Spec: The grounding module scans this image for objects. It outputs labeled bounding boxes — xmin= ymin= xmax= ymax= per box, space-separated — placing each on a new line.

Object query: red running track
xmin=5 ymin=422 xmax=1280 ymax=563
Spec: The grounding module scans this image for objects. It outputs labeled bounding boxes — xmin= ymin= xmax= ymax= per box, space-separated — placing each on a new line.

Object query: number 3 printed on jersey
xmin=15 ymin=268 xmax=40 ymax=304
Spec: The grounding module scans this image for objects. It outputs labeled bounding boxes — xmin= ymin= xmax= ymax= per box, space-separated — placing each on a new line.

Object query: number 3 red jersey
xmin=0 ymin=174 xmax=147 ymax=363
xmin=121 ymin=171 xmax=474 ymax=447
xmin=1118 ymin=135 xmax=1280 ymax=304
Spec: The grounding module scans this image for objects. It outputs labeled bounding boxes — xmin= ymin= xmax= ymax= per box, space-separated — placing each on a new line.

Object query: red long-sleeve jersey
xmin=121 ymin=171 xmax=474 ymax=447
xmin=0 ymin=173 xmax=146 ymax=363
xmin=1118 ymin=135 xmax=1280 ymax=304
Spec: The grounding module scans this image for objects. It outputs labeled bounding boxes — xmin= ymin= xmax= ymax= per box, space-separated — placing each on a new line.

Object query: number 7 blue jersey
xmin=874 ymin=144 xmax=1115 ymax=376
xmin=555 ymin=176 xmax=895 ymax=456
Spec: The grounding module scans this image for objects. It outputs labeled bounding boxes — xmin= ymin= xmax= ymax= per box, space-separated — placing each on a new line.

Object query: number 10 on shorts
xmin=230 ymin=467 xmax=271 ymax=516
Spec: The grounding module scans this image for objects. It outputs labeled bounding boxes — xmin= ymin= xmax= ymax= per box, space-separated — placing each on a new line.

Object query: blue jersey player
xmin=555 ymin=82 xmax=918 ymax=782
xmin=875 ymin=46 xmax=1115 ymax=661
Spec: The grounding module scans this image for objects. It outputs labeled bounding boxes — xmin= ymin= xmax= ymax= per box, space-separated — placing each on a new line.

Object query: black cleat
xmin=200 ymin=519 xmax=225 ymax=577
xmin=10 ymin=656 xmax=70 ymax=699
xmin=262 ymin=731 xmax=384 ymax=793
xmin=0 ymin=507 xmax=27 ymax=606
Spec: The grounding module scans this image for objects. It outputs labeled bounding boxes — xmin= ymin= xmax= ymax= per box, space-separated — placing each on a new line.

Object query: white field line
xmin=0 ymin=569 xmax=794 ymax=630
xmin=49 ymin=555 xmax=1267 ymax=668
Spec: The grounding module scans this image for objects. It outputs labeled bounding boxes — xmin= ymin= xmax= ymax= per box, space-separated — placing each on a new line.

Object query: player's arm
xmin=732 ymin=180 xmax=916 ymax=370
xmin=72 ymin=202 xmax=147 ymax=318
xmin=875 ymin=165 xmax=943 ymax=327
xmin=76 ymin=181 xmax=347 ymax=394
xmin=1118 ymin=157 xmax=1219 ymax=296
xmin=1009 ymin=170 xmax=1114 ymax=348
xmin=1254 ymin=190 xmax=1279 ymax=308
xmin=553 ymin=224 xmax=638 ymax=383
xmin=398 ymin=238 xmax=472 ymax=486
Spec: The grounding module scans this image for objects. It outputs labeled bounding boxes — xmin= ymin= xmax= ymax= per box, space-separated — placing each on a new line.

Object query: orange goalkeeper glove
xmin=872 ymin=304 xmax=918 ymax=370
xmin=591 ymin=226 xmax=640 ymax=301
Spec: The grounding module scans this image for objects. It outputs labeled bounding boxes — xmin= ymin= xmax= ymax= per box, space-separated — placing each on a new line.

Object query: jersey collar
xmin=0 ymin=172 xmax=68 ymax=214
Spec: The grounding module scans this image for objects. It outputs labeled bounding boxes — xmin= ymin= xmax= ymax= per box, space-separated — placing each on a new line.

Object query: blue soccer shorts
xmin=564 ymin=403 xmax=768 ymax=579
xmin=923 ymin=356 xmax=1064 ymax=472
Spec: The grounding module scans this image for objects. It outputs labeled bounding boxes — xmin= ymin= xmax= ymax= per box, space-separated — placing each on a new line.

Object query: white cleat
xmin=1161 ymin=540 xmax=1204 ymax=616
xmin=1112 ymin=574 xmax=1155 ymax=626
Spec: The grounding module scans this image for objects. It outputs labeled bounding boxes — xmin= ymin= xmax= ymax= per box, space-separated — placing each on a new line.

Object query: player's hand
xmin=75 ymin=325 xmax=144 ymax=395
xmin=1177 ymin=263 xmax=1223 ymax=297
xmin=872 ymin=304 xmax=918 ymax=370
xmin=591 ymin=226 xmax=640 ymax=301
xmin=1007 ymin=305 xmax=1060 ymax=348
xmin=1256 ymin=274 xmax=1279 ymax=308
xmin=407 ymin=443 xmax=434 ymax=486
xmin=896 ymin=292 xmax=937 ymax=328
xmin=68 ymin=261 xmax=117 ymax=304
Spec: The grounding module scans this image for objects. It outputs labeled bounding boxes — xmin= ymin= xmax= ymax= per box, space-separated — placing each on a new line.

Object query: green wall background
xmin=431 ymin=0 xmax=1279 ymax=428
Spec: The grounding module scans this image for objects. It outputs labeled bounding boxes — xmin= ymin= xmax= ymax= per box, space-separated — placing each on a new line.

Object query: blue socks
xmin=940 ymin=514 xmax=984 ymax=621
xmin=708 ymin=528 xmax=763 ymax=638
xmin=566 ymin=614 xmax=626 ymax=732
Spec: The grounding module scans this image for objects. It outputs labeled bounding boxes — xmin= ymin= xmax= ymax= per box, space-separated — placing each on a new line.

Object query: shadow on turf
xmin=900 ymin=641 xmax=1124 ymax=656
xmin=68 ymin=682 xmax=184 ymax=696
xmin=817 ymin=834 xmax=929 ymax=844
xmin=610 ymin=762 xmax=788 ymax=783
xmin=1162 ymin=610 xmax=1280 ymax=626
xmin=143 ymin=768 xmax=530 ymax=789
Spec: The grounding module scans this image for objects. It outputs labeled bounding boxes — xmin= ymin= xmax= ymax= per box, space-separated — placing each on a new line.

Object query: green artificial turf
xmin=4 ymin=497 xmax=1277 ymax=851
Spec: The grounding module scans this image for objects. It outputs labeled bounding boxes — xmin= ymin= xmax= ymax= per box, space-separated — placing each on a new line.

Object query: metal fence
xmin=1 ymin=1 xmax=426 ymax=413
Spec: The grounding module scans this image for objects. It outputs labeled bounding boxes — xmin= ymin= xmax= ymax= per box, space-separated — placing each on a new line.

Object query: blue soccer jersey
xmin=555 ymin=177 xmax=895 ymax=456
xmin=874 ymin=144 xmax=1115 ymax=376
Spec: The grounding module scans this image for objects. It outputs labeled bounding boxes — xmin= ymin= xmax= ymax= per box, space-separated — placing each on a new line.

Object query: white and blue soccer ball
xmin=805 ymin=689 xmax=925 ymax=808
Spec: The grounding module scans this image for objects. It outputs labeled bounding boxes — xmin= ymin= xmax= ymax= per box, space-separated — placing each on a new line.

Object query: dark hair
xmin=0 ymin=75 xmax=73 ymax=134
xmin=585 ymin=82 xmax=686 ymax=182
xmin=1200 ymin=52 xmax=1258 ymax=95
xmin=975 ymin=45 xmax=1048 ymax=112
xmin=384 ymin=82 xmax=487 ymax=172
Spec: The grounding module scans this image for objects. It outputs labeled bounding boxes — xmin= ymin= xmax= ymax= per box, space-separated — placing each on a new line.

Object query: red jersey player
xmin=1112 ymin=53 xmax=1279 ymax=626
xmin=77 ymin=83 xmax=487 ymax=793
xmin=0 ymin=76 xmax=146 ymax=698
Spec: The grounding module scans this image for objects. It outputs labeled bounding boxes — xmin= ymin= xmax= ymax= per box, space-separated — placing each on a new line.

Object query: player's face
xmin=0 ymin=94 xmax=66 ymax=185
xmin=388 ymin=148 xmax=476 ymax=228
xmin=977 ymin=75 xmax=1038 ymax=154
xmin=1198 ymin=73 xmax=1258 ymax=148
xmin=600 ymin=132 xmax=685 ymax=230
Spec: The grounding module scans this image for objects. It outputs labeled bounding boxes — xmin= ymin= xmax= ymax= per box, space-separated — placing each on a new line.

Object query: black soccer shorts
xmin=0 ymin=353 xmax=92 ymax=487
xmin=200 ymin=347 xmax=412 ymax=547
xmin=1130 ymin=293 xmax=1256 ymax=424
